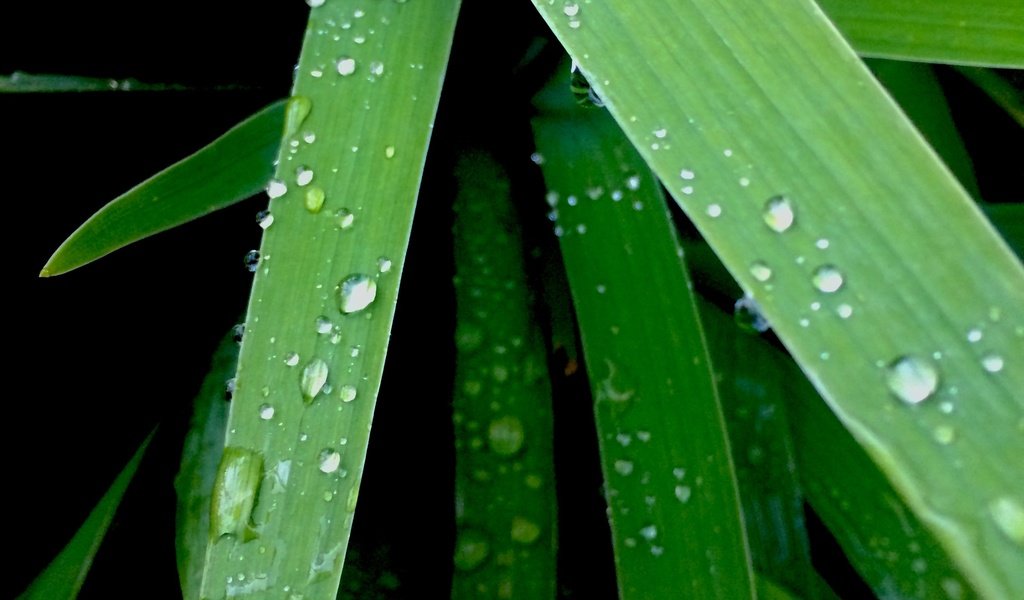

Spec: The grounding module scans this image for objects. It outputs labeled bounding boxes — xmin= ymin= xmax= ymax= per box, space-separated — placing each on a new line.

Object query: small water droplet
xmin=763 ymin=195 xmax=795 ymax=233
xmin=816 ymin=238 xmax=830 ymax=249
xmin=284 ymin=96 xmax=312 ymax=138
xmin=336 ymin=57 xmax=356 ymax=76
xmin=285 ymin=352 xmax=300 ymax=367
xmin=674 ymin=485 xmax=691 ymax=503
xmin=981 ymin=353 xmax=1004 ymax=373
xmin=933 ymin=425 xmax=955 ymax=445
xmin=626 ymin=174 xmax=641 ymax=190
xmin=966 ymin=328 xmax=983 ymax=343
xmin=336 ymin=208 xmax=355 ymax=230
xmin=812 ymin=265 xmax=844 ymax=293
xmin=886 ymin=355 xmax=939 ymax=405
xmin=377 ymin=256 xmax=393 ymax=273
xmin=488 ymin=416 xmax=525 ymax=456
xmin=614 ymin=459 xmax=634 ymax=476
xmin=563 ymin=3 xmax=580 ymax=16
xmin=300 ymin=358 xmax=330 ymax=403
xmin=318 ymin=449 xmax=342 ymax=474
xmin=750 ymin=261 xmax=772 ymax=282
xmin=706 ymin=203 xmax=722 ymax=218
xmin=266 ymin=179 xmax=288 ymax=199
xmin=303 ymin=131 xmax=317 ymax=144
xmin=231 ymin=323 xmax=245 ymax=343
xmin=510 ymin=516 xmax=541 ymax=544
xmin=639 ymin=524 xmax=658 ymax=541
xmin=453 ymin=530 xmax=490 ymax=571
xmin=244 ymin=250 xmax=261 ymax=272
xmin=338 ymin=274 xmax=377 ymax=313
xmin=530 ymin=152 xmax=544 ymax=165
xmin=304 ymin=186 xmax=326 ymax=213
xmin=296 ymin=166 xmax=314 ymax=187
xmin=315 ymin=316 xmax=333 ymax=334
xmin=837 ymin=303 xmax=853 ymax=319
xmin=679 ymin=168 xmax=695 ymax=180
xmin=384 ymin=145 xmax=395 ymax=159
xmin=339 ymin=384 xmax=357 ymax=403
xmin=734 ymin=296 xmax=769 ymax=333
xmin=259 ymin=404 xmax=275 ymax=420
xmin=369 ymin=61 xmax=384 ymax=76
xmin=989 ymin=496 xmax=1024 ymax=545
xmin=256 ymin=210 xmax=274 ymax=229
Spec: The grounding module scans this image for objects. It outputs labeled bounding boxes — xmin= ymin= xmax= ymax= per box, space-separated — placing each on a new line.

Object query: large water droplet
xmin=339 ymin=384 xmax=357 ymax=403
xmin=336 ymin=57 xmax=356 ymax=76
xmin=762 ymin=195 xmax=794 ymax=232
xmin=488 ymin=416 xmax=525 ymax=456
xmin=989 ymin=496 xmax=1024 ymax=545
xmin=296 ymin=166 xmax=314 ymax=187
xmin=284 ymin=96 xmax=312 ymax=138
xmin=338 ymin=274 xmax=377 ymax=313
xmin=301 ymin=358 xmax=330 ymax=403
xmin=211 ymin=447 xmax=264 ymax=539
xmin=318 ymin=448 xmax=342 ymax=474
xmin=674 ymin=485 xmax=692 ymax=503
xmin=377 ymin=256 xmax=393 ymax=273
xmin=886 ymin=355 xmax=939 ymax=405
xmin=305 ymin=187 xmax=326 ymax=213
xmin=258 ymin=404 xmax=275 ymax=420
xmin=453 ymin=530 xmax=490 ymax=571
xmin=981 ymin=353 xmax=1004 ymax=373
xmin=811 ymin=265 xmax=844 ymax=293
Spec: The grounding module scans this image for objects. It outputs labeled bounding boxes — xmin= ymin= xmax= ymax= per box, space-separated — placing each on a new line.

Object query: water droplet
xmin=639 ymin=524 xmax=658 ymax=541
xmin=244 ymin=250 xmax=261 ymax=272
xmin=530 ymin=152 xmax=545 ymax=165
xmin=679 ymin=168 xmax=695 ymax=180
xmin=258 ymin=404 xmax=275 ymax=420
xmin=338 ymin=274 xmax=377 ymax=313
xmin=383 ymin=145 xmax=396 ymax=160
xmin=966 ymin=328 xmax=983 ymax=343
xmin=941 ymin=578 xmax=964 ymax=600
xmin=296 ymin=166 xmax=314 ymax=187
xmin=837 ymin=303 xmax=853 ymax=319
xmin=614 ymin=459 xmax=634 ymax=476
xmin=626 ymin=174 xmax=641 ymax=190
xmin=211 ymin=447 xmax=264 ymax=539
xmin=734 ymin=296 xmax=769 ymax=333
xmin=570 ymin=61 xmax=604 ymax=107
xmin=284 ymin=96 xmax=312 ymax=138
xmin=377 ymin=256 xmax=393 ymax=273
xmin=339 ymin=384 xmax=357 ymax=403
xmin=315 ymin=316 xmax=333 ymax=334
xmin=510 ymin=516 xmax=541 ymax=544
xmin=336 ymin=208 xmax=355 ymax=230
xmin=300 ymin=358 xmax=330 ymax=403
xmin=763 ymin=195 xmax=794 ymax=232
xmin=256 ymin=209 xmax=274 ymax=229
xmin=336 ymin=57 xmax=356 ymax=76
xmin=933 ymin=425 xmax=955 ymax=445
xmin=576 ymin=223 xmax=587 ymax=234
xmin=285 ymin=352 xmax=300 ymax=367
xmin=989 ymin=496 xmax=1024 ymax=545
xmin=981 ymin=353 xmax=1004 ymax=373
xmin=563 ymin=3 xmax=580 ymax=16
xmin=369 ymin=61 xmax=384 ymax=76
xmin=811 ymin=265 xmax=844 ymax=293
xmin=266 ymin=179 xmax=288 ymax=199
xmin=816 ymin=238 xmax=830 ymax=249
xmin=750 ymin=261 xmax=772 ymax=282
xmin=231 ymin=323 xmax=245 ymax=343
xmin=488 ymin=416 xmax=525 ymax=456
xmin=318 ymin=449 xmax=342 ymax=474
xmin=674 ymin=485 xmax=691 ymax=503
xmin=886 ymin=355 xmax=939 ymax=405
xmin=453 ymin=530 xmax=490 ymax=571
xmin=306 ymin=0 xmax=325 ymax=7
xmin=304 ymin=187 xmax=326 ymax=213
xmin=303 ymin=131 xmax=317 ymax=144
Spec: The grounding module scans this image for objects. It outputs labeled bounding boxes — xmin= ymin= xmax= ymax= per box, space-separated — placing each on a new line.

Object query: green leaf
xmin=198 ymin=2 xmax=461 ymax=599
xmin=954 ymin=66 xmax=1024 ymax=127
xmin=531 ymin=2 xmax=1024 ymax=597
xmin=451 ymin=150 xmax=557 ymax=598
xmin=19 ymin=431 xmax=154 ymax=600
xmin=0 ymin=71 xmax=254 ymax=93
xmin=40 ymin=100 xmax=286 ymax=277
xmin=532 ymin=63 xmax=755 ymax=599
xmin=820 ymin=0 xmax=1024 ymax=68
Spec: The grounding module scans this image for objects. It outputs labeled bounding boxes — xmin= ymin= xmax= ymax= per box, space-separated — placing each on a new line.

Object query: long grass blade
xmin=532 ymin=63 xmax=755 ymax=599
xmin=0 ymin=71 xmax=255 ymax=93
xmin=819 ymin=0 xmax=1024 ymax=68
xmin=198 ymin=2 xmax=461 ymax=598
xmin=451 ymin=150 xmax=557 ymax=598
xmin=40 ymin=100 xmax=285 ymax=277
xmin=954 ymin=66 xmax=1024 ymax=127
xmin=531 ymin=2 xmax=1024 ymax=597
xmin=18 ymin=431 xmax=154 ymax=600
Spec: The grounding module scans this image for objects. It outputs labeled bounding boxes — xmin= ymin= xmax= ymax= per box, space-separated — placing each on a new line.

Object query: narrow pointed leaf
xmin=19 ymin=431 xmax=154 ymax=600
xmin=0 ymin=71 xmax=253 ymax=93
xmin=954 ymin=66 xmax=1024 ymax=127
xmin=451 ymin=151 xmax=557 ymax=598
xmin=532 ymin=65 xmax=755 ymax=599
xmin=532 ymin=2 xmax=1024 ymax=597
xmin=198 ymin=2 xmax=460 ymax=598
xmin=41 ymin=100 xmax=285 ymax=276
xmin=820 ymin=0 xmax=1024 ymax=68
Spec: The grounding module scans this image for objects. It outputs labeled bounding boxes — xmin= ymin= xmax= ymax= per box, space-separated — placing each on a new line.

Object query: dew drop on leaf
xmin=318 ymin=448 xmax=342 ymax=474
xmin=811 ymin=265 xmax=844 ymax=293
xmin=885 ymin=355 xmax=939 ymax=405
xmin=338 ymin=274 xmax=377 ymax=313
xmin=763 ymin=195 xmax=795 ymax=232
xmin=300 ymin=358 xmax=330 ymax=403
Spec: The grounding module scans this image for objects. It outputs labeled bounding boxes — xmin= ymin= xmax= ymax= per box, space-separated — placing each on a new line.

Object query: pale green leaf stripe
xmin=820 ymin=0 xmax=1024 ymax=68
xmin=176 ymin=331 xmax=237 ymax=600
xmin=451 ymin=151 xmax=557 ymax=598
xmin=19 ymin=431 xmax=154 ymax=600
xmin=532 ymin=68 xmax=755 ymax=599
xmin=0 ymin=71 xmax=253 ymax=93
xmin=699 ymin=298 xmax=975 ymax=598
xmin=532 ymin=2 xmax=1023 ymax=597
xmin=954 ymin=66 xmax=1024 ymax=127
xmin=41 ymin=100 xmax=286 ymax=276
xmin=199 ymin=2 xmax=460 ymax=599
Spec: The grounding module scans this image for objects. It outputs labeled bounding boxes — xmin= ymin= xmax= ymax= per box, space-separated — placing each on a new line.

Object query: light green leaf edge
xmin=532 ymin=65 xmax=756 ymax=599
xmin=40 ymin=100 xmax=285 ymax=277
xmin=450 ymin=150 xmax=557 ymax=598
xmin=531 ymin=1 xmax=1024 ymax=597
xmin=198 ymin=2 xmax=461 ymax=599
xmin=18 ymin=431 xmax=154 ymax=600
xmin=820 ymin=0 xmax=1024 ymax=68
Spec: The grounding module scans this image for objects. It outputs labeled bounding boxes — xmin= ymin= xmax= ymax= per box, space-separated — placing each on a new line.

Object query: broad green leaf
xmin=820 ymin=0 xmax=1024 ymax=68
xmin=41 ymin=100 xmax=285 ymax=277
xmin=532 ymin=2 xmax=1024 ymax=597
xmin=198 ymin=2 xmax=461 ymax=599
xmin=19 ymin=431 xmax=154 ymax=600
xmin=451 ymin=151 xmax=557 ymax=598
xmin=954 ymin=66 xmax=1024 ymax=127
xmin=532 ymin=64 xmax=755 ymax=599
xmin=175 ymin=331 xmax=237 ymax=599
xmin=0 ymin=71 xmax=253 ymax=93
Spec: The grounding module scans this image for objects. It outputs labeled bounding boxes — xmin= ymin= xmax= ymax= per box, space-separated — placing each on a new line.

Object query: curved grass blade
xmin=819 ymin=0 xmax=1024 ymax=68
xmin=18 ymin=431 xmax=154 ymax=600
xmin=0 ymin=71 xmax=255 ymax=93
xmin=954 ymin=66 xmax=1024 ymax=127
xmin=531 ymin=64 xmax=755 ymax=600
xmin=198 ymin=2 xmax=461 ymax=598
xmin=175 ymin=330 xmax=237 ymax=599
xmin=451 ymin=150 xmax=557 ymax=598
xmin=40 ymin=99 xmax=286 ymax=277
xmin=532 ymin=2 xmax=1024 ymax=596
